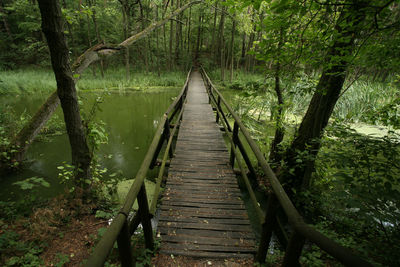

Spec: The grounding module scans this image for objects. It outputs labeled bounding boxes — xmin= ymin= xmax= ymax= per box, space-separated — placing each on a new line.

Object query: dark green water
xmin=0 ymin=88 xmax=180 ymax=201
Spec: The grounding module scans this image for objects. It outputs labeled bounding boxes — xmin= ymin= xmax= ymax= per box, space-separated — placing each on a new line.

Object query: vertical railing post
xmin=117 ymin=216 xmax=134 ymax=267
xmin=216 ymin=95 xmax=221 ymax=123
xmin=164 ymin=118 xmax=173 ymax=158
xmin=208 ymin=84 xmax=212 ymax=104
xmin=256 ymin=194 xmax=279 ymax=263
xmin=137 ymin=184 xmax=154 ymax=251
xmin=229 ymin=122 xmax=239 ymax=167
xmin=282 ymin=231 xmax=305 ymax=267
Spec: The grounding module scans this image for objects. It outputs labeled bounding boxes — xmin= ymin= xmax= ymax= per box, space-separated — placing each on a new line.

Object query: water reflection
xmin=0 ymin=88 xmax=180 ymax=201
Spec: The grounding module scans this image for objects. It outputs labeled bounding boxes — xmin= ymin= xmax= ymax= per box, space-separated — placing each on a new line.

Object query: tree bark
xmin=219 ymin=5 xmax=226 ymax=81
xmin=90 ymin=0 xmax=105 ymax=78
xmin=38 ymin=0 xmax=92 ymax=181
xmin=269 ymin=27 xmax=285 ymax=170
xmin=195 ymin=9 xmax=202 ymax=59
xmin=211 ymin=4 xmax=217 ymax=57
xmin=230 ymin=19 xmax=236 ymax=82
xmin=169 ymin=0 xmax=174 ymax=70
xmin=0 ymin=0 xmax=12 ymax=40
xmin=3 ymin=0 xmax=202 ymax=169
xmin=241 ymin=33 xmax=246 ymax=68
xmin=174 ymin=0 xmax=181 ymax=65
xmin=280 ymin=0 xmax=368 ymax=193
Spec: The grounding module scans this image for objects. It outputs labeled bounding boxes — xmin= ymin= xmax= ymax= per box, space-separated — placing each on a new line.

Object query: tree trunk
xmin=2 ymin=0 xmax=201 ymax=170
xmin=90 ymin=1 xmax=105 ymax=78
xmin=138 ymin=0 xmax=149 ymax=73
xmin=38 ymin=0 xmax=92 ymax=182
xmin=230 ymin=19 xmax=236 ymax=82
xmin=174 ymin=0 xmax=181 ymax=65
xmin=219 ymin=5 xmax=226 ymax=81
xmin=156 ymin=5 xmax=161 ymax=76
xmin=211 ymin=4 xmax=217 ymax=57
xmin=0 ymin=0 xmax=12 ymax=40
xmin=186 ymin=6 xmax=191 ymax=55
xmin=281 ymin=1 xmax=368 ymax=193
xmin=241 ymin=33 xmax=246 ymax=68
xmin=195 ymin=9 xmax=202 ymax=59
xmin=169 ymin=0 xmax=174 ymax=70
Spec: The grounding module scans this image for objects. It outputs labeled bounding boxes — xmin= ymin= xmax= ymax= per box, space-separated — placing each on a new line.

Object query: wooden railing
xmin=85 ymin=69 xmax=191 ymax=267
xmin=199 ymin=66 xmax=372 ymax=267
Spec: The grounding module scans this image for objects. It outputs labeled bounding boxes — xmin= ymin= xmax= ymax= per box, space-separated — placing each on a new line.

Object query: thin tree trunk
xmin=0 ymin=1 xmax=12 ymax=40
xmin=121 ymin=3 xmax=130 ymax=80
xmin=138 ymin=0 xmax=149 ymax=73
xmin=211 ymin=4 xmax=217 ymax=57
xmin=230 ymin=19 xmax=236 ymax=82
xmin=195 ymin=10 xmax=202 ymax=59
xmin=186 ymin=6 xmax=191 ymax=56
xmin=219 ymin=5 xmax=226 ymax=81
xmin=174 ymin=0 xmax=181 ymax=65
xmin=156 ymin=5 xmax=161 ymax=76
xmin=38 ymin=0 xmax=91 ymax=182
xmin=240 ymin=33 xmax=246 ymax=68
xmin=169 ymin=0 xmax=174 ymax=70
xmin=90 ymin=0 xmax=104 ymax=78
xmin=269 ymin=29 xmax=284 ymax=170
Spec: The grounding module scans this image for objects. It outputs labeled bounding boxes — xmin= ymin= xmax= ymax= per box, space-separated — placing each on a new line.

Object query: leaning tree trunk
xmin=280 ymin=0 xmax=368 ymax=193
xmin=1 ymin=0 xmax=202 ymax=171
xmin=38 ymin=0 xmax=92 ymax=181
xmin=269 ymin=27 xmax=285 ymax=171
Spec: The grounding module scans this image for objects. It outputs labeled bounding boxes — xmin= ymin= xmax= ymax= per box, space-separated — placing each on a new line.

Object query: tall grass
xmin=217 ymin=70 xmax=398 ymax=126
xmin=333 ymin=80 xmax=398 ymax=123
xmin=0 ymin=67 xmax=186 ymax=95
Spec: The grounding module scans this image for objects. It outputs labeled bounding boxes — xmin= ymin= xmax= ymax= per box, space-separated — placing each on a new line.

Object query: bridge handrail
xmin=199 ymin=66 xmax=372 ymax=267
xmin=85 ymin=68 xmax=191 ymax=267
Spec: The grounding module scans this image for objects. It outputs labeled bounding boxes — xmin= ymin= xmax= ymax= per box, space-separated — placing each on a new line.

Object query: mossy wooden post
xmin=164 ymin=118 xmax=173 ymax=158
xmin=150 ymin=121 xmax=166 ymax=169
xmin=229 ymin=122 xmax=239 ymax=167
xmin=256 ymin=194 xmax=279 ymax=263
xmin=282 ymin=231 xmax=305 ymax=267
xmin=216 ymin=95 xmax=221 ymax=123
xmin=138 ymin=184 xmax=154 ymax=251
xmin=117 ymin=218 xmax=134 ymax=267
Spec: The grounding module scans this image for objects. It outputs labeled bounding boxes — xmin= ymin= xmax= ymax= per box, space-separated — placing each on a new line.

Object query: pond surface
xmin=0 ymin=88 xmax=180 ymax=201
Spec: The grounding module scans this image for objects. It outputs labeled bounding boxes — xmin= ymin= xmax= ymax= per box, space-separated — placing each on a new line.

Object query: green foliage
xmin=55 ymin=253 xmax=70 ymax=267
xmin=131 ymin=228 xmax=161 ymax=266
xmin=13 ymin=177 xmax=50 ymax=190
xmin=311 ymin=123 xmax=400 ymax=266
xmin=0 ymin=223 xmax=44 ymax=267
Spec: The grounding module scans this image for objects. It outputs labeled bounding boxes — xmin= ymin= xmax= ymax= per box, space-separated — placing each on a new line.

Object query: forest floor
xmin=0 ymin=193 xmax=108 ymax=266
xmin=151 ymin=254 xmax=254 ymax=267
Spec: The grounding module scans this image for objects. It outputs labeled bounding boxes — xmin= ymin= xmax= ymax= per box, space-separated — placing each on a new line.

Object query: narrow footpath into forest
xmin=157 ymin=71 xmax=256 ymax=258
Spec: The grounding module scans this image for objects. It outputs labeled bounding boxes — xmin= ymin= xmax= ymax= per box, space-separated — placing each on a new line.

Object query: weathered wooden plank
xmin=161 ymin=242 xmax=256 ymax=253
xmin=159 ymin=250 xmax=254 ymax=259
xmin=160 ymin=201 xmax=246 ymax=210
xmin=158 ymin=228 xmax=250 ymax=239
xmin=158 ymin=217 xmax=251 ymax=226
xmin=158 ymin=221 xmax=253 ymax=232
xmin=161 ymin=234 xmax=254 ymax=247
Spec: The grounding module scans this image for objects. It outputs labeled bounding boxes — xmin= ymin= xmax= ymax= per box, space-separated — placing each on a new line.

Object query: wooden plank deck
xmin=158 ymin=70 xmax=256 ymax=258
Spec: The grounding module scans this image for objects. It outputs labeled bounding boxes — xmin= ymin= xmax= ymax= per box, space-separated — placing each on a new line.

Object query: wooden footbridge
xmin=86 ymin=68 xmax=372 ymax=266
